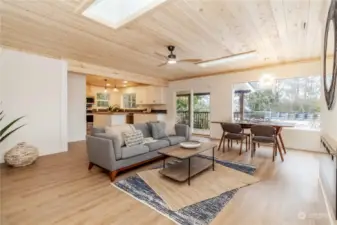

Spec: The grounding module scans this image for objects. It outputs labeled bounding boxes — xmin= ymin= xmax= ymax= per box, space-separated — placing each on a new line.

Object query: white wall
xmin=168 ymin=60 xmax=332 ymax=152
xmin=68 ymin=73 xmax=86 ymax=142
xmin=0 ymin=49 xmax=68 ymax=162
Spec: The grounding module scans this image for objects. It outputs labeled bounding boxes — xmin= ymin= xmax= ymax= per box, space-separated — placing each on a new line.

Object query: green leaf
xmin=0 ymin=116 xmax=25 ymax=137
xmin=0 ymin=124 xmax=26 ymax=143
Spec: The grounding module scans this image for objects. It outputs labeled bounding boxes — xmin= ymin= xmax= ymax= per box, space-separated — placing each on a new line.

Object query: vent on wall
xmin=82 ymin=0 xmax=167 ymax=29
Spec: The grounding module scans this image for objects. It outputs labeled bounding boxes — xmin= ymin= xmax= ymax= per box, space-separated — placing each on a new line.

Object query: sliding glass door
xmin=176 ymin=92 xmax=191 ymax=127
xmin=176 ymin=91 xmax=211 ymax=136
xmin=193 ymin=93 xmax=210 ymax=135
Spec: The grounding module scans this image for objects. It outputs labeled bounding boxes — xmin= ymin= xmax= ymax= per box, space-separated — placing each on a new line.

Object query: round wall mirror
xmin=323 ymin=0 xmax=337 ymax=110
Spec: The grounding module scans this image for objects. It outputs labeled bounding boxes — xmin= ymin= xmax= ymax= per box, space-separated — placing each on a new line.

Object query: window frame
xmin=123 ymin=93 xmax=136 ymax=108
xmin=232 ymin=75 xmax=321 ymax=131
xmin=96 ymin=93 xmax=110 ymax=108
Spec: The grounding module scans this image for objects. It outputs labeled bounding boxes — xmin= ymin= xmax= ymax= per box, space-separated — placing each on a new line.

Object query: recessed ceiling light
xmin=123 ymin=84 xmax=127 ymax=87
xmin=106 ymin=83 xmax=111 ymax=86
xmin=123 ymin=81 xmax=128 ymax=84
xmin=197 ymin=51 xmax=257 ymax=68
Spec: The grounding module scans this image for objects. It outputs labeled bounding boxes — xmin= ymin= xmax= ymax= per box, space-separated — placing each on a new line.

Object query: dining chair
xmin=220 ymin=123 xmax=249 ymax=155
xmin=250 ymin=125 xmax=284 ymax=162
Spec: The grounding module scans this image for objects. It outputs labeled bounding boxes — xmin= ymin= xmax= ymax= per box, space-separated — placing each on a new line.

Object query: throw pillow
xmin=123 ymin=130 xmax=144 ymax=147
xmin=105 ymin=124 xmax=135 ymax=147
xmin=165 ymin=121 xmax=176 ymax=136
xmin=149 ymin=122 xmax=167 ymax=139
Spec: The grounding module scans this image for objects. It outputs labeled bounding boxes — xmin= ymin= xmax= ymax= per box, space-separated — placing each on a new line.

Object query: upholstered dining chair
xmin=220 ymin=123 xmax=249 ymax=154
xmin=250 ymin=125 xmax=284 ymax=162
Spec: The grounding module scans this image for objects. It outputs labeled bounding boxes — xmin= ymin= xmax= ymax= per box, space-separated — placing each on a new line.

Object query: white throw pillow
xmin=123 ymin=130 xmax=144 ymax=147
xmin=165 ymin=121 xmax=176 ymax=136
xmin=105 ymin=124 xmax=135 ymax=147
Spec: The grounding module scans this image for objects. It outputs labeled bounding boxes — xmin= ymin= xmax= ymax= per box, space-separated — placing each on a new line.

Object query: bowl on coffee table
xmin=180 ymin=141 xmax=201 ymax=149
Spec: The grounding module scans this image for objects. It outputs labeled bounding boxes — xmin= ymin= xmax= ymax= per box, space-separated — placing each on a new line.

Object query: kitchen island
xmin=93 ymin=112 xmax=129 ymax=127
xmin=93 ymin=111 xmax=167 ymax=127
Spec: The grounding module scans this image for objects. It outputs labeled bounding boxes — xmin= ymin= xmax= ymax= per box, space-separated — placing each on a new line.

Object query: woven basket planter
xmin=4 ymin=142 xmax=39 ymax=167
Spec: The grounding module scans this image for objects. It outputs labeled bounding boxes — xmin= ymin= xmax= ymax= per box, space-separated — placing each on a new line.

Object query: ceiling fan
xmin=156 ymin=45 xmax=201 ymax=67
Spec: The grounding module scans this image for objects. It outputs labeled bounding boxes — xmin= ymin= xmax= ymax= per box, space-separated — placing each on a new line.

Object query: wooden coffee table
xmin=158 ymin=142 xmax=217 ymax=185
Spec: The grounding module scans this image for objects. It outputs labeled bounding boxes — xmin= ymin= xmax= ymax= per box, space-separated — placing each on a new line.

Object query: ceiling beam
xmin=68 ymin=59 xmax=168 ymax=86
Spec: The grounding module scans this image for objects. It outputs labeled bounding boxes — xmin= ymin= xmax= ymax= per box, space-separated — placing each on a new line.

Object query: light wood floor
xmin=0 ymin=140 xmax=330 ymax=225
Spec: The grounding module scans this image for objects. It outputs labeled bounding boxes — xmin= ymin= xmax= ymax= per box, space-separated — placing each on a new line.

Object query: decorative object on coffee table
xmin=158 ymin=142 xmax=216 ymax=185
xmin=4 ymin=142 xmax=39 ymax=167
xmin=180 ymin=141 xmax=201 ymax=149
xmin=323 ymin=0 xmax=337 ymax=110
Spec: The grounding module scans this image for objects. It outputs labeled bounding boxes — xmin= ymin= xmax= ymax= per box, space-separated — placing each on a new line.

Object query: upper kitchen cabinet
xmin=144 ymin=86 xmax=167 ymax=104
xmin=134 ymin=86 xmax=167 ymax=105
xmin=135 ymin=86 xmax=146 ymax=105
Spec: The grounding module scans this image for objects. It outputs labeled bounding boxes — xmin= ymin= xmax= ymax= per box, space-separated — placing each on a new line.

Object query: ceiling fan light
xmin=168 ymin=59 xmax=177 ymax=64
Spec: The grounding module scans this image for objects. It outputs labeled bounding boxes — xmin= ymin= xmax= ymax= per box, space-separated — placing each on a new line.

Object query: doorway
xmin=175 ymin=91 xmax=211 ymax=136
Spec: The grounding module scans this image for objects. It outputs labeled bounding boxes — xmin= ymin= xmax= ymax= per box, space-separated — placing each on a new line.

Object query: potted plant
xmin=0 ymin=107 xmax=38 ymax=167
xmin=0 ymin=110 xmax=25 ymax=144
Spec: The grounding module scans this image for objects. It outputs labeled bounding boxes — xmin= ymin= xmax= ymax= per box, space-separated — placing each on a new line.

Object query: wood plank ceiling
xmin=0 ymin=0 xmax=330 ymax=81
xmin=86 ymin=74 xmax=140 ymax=88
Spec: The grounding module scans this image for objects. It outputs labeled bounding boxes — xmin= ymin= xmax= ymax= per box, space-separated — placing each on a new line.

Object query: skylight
xmin=83 ymin=0 xmax=167 ymax=29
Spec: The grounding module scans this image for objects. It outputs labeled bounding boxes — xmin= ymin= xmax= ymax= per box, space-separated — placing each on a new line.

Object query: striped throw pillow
xmin=123 ymin=130 xmax=144 ymax=147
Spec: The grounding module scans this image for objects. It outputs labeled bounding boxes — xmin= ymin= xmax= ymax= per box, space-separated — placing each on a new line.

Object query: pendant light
xmin=104 ymin=79 xmax=108 ymax=93
xmin=113 ymin=81 xmax=119 ymax=92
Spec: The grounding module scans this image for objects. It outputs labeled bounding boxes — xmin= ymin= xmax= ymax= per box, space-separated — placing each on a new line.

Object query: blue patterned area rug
xmin=113 ymin=156 xmax=256 ymax=225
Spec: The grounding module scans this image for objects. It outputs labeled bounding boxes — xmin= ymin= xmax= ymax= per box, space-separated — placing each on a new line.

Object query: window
xmin=233 ymin=76 xmax=321 ymax=130
xmin=96 ymin=93 xmax=110 ymax=107
xmin=123 ymin=93 xmax=136 ymax=108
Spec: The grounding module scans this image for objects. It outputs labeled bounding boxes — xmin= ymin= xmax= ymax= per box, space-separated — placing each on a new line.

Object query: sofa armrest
xmin=86 ymin=135 xmax=117 ymax=171
xmin=93 ymin=133 xmax=122 ymax=159
xmin=175 ymin=124 xmax=190 ymax=140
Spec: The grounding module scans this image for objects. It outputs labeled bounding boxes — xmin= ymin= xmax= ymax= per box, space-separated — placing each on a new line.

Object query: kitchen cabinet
xmin=146 ymin=86 xmax=166 ymax=104
xmin=135 ymin=86 xmax=167 ymax=105
xmin=135 ymin=87 xmax=146 ymax=105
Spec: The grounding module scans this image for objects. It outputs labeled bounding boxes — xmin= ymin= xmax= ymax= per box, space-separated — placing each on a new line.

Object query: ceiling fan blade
xmin=177 ymin=59 xmax=202 ymax=63
xmin=157 ymin=62 xmax=168 ymax=67
xmin=154 ymin=52 xmax=168 ymax=60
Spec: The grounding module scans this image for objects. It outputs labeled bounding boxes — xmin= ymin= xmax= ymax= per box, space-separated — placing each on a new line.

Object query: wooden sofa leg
xmin=110 ymin=171 xmax=118 ymax=182
xmin=88 ymin=162 xmax=94 ymax=170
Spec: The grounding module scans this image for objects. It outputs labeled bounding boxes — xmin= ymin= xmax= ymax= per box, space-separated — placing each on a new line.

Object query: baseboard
xmin=319 ymin=177 xmax=336 ymax=225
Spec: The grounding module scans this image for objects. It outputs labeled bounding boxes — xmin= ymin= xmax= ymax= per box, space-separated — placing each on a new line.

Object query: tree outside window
xmin=233 ymin=76 xmax=321 ymax=130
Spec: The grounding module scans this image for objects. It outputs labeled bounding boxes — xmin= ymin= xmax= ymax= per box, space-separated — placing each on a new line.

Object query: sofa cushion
xmin=145 ymin=140 xmax=170 ymax=151
xmin=123 ymin=130 xmax=144 ymax=147
xmin=133 ymin=123 xmax=151 ymax=138
xmin=163 ymin=136 xmax=186 ymax=146
xmin=121 ymin=145 xmax=150 ymax=159
xmin=91 ymin=127 xmax=105 ymax=135
xmin=105 ymin=124 xmax=135 ymax=147
xmin=149 ymin=122 xmax=167 ymax=139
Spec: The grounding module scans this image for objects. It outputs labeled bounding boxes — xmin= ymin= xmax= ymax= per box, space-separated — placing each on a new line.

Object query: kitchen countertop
xmin=92 ymin=112 xmax=167 ymax=115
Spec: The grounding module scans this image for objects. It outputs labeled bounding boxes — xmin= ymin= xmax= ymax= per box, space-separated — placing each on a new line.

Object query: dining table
xmin=211 ymin=120 xmax=295 ymax=157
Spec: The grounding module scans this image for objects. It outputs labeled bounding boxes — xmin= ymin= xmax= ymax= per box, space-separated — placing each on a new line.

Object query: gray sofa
xmin=86 ymin=123 xmax=190 ymax=181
